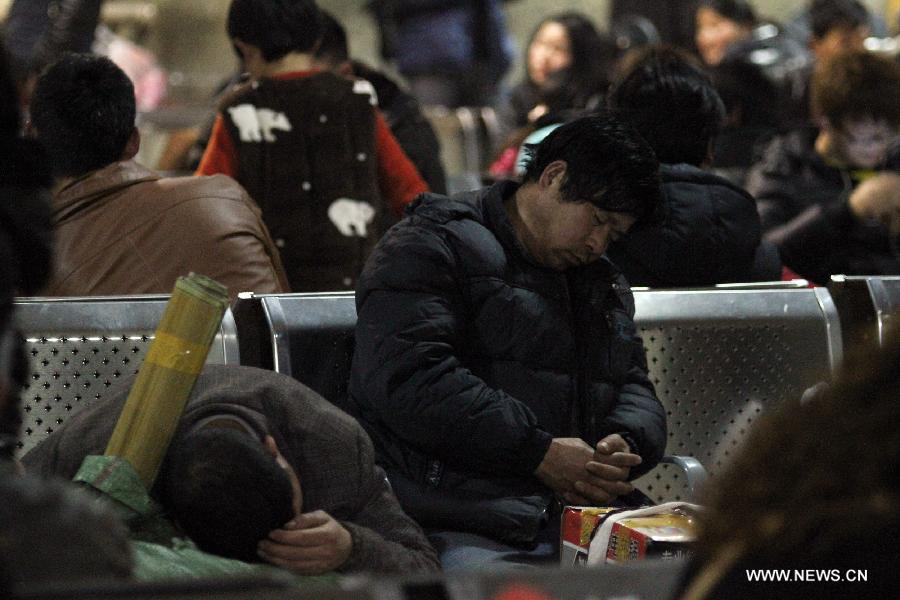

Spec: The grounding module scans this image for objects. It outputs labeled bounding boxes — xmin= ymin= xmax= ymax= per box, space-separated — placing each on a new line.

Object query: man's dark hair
xmin=811 ymin=50 xmax=900 ymax=129
xmin=607 ymin=46 xmax=726 ymax=167
xmin=699 ymin=0 xmax=758 ymax=27
xmin=159 ymin=428 xmax=296 ymax=563
xmin=314 ymin=11 xmax=349 ymax=67
xmin=227 ymin=0 xmax=323 ymax=62
xmin=520 ymin=111 xmax=662 ymax=223
xmin=809 ymin=0 xmax=869 ymax=40
xmin=30 ymin=53 xmax=135 ymax=178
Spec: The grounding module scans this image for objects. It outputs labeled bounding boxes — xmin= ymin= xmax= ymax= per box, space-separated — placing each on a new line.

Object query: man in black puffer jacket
xmin=606 ymin=46 xmax=781 ymax=288
xmin=349 ymin=114 xmax=667 ymax=570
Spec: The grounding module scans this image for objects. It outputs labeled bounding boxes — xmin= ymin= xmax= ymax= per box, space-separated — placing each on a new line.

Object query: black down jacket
xmin=606 ymin=163 xmax=781 ymax=288
xmin=348 ymin=181 xmax=666 ymax=537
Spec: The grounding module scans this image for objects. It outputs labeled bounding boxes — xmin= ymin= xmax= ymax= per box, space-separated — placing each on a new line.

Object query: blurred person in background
xmin=313 ymin=11 xmax=446 ymax=195
xmin=198 ymin=0 xmax=427 ymax=293
xmin=2 ymin=0 xmax=102 ymax=90
xmin=782 ymin=0 xmax=872 ymax=127
xmin=3 ymin=0 xmax=165 ymax=111
xmin=367 ymin=0 xmax=513 ymax=108
xmin=747 ymin=50 xmax=900 ymax=284
xmin=606 ymin=45 xmax=781 ymax=287
xmin=694 ymin=0 xmax=757 ymax=67
xmin=491 ymin=12 xmax=614 ymax=178
xmin=30 ymin=53 xmax=289 ymax=301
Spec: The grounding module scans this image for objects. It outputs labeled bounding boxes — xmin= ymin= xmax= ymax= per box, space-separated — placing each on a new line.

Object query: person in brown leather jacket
xmin=29 ymin=53 xmax=290 ymax=302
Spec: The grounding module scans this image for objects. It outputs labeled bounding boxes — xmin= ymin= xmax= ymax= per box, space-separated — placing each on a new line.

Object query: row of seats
xmin=13 ymin=277 xmax=899 ymax=503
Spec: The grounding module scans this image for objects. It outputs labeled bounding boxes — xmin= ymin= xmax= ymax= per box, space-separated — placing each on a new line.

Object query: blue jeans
xmin=427 ymin=520 xmax=560 ymax=572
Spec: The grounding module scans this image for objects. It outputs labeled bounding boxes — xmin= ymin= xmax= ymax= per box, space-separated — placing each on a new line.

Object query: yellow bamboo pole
xmin=104 ymin=274 xmax=229 ymax=489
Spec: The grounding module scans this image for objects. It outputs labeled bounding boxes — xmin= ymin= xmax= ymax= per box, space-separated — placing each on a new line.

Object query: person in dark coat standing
xmin=606 ymin=46 xmax=780 ymax=288
xmin=348 ymin=113 xmax=667 ymax=570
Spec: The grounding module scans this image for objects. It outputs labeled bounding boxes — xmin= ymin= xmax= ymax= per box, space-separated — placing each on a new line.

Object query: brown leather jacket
xmin=45 ymin=161 xmax=289 ymax=301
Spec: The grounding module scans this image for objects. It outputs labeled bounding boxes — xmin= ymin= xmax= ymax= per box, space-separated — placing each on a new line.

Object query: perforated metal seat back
xmin=631 ymin=288 xmax=842 ymax=503
xmin=14 ymin=296 xmax=240 ymax=456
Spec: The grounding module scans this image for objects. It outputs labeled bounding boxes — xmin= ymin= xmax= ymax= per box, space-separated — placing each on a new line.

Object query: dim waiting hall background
xmin=1 ymin=0 xmax=900 ymax=599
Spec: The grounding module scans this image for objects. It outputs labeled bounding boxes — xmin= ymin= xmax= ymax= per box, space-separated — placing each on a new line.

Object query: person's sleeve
xmin=352 ymin=226 xmax=553 ymax=479
xmin=768 ymin=201 xmax=854 ymax=285
xmin=338 ymin=429 xmax=440 ymax=574
xmin=195 ymin=115 xmax=239 ymax=178
xmin=592 ymin=277 xmax=667 ymax=480
xmin=745 ymin=139 xmax=804 ymax=238
xmin=374 ymin=110 xmax=428 ymax=216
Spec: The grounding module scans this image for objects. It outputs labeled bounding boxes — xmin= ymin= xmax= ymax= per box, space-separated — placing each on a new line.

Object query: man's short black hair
xmin=314 ymin=11 xmax=349 ymax=67
xmin=520 ymin=111 xmax=662 ymax=223
xmin=227 ymin=0 xmax=323 ymax=62
xmin=607 ymin=46 xmax=726 ymax=167
xmin=699 ymin=0 xmax=758 ymax=27
xmin=809 ymin=0 xmax=869 ymax=40
xmin=159 ymin=428 xmax=296 ymax=563
xmin=30 ymin=53 xmax=135 ymax=178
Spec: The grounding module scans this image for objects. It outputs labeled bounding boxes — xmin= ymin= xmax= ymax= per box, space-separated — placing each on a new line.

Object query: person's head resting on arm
xmin=510 ymin=112 xmax=662 ymax=271
xmin=227 ymin=0 xmax=323 ymax=80
xmin=28 ymin=53 xmax=139 ymax=182
xmin=158 ymin=427 xmax=301 ymax=564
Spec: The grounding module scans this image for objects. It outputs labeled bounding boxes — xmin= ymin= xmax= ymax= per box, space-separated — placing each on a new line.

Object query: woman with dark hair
xmin=498 ymin=12 xmax=613 ymax=137
xmin=680 ymin=328 xmax=900 ymax=598
xmin=491 ymin=12 xmax=613 ymax=177
xmin=695 ymin=0 xmax=758 ymax=66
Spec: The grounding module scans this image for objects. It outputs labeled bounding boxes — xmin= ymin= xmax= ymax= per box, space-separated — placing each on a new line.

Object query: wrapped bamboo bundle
xmin=104 ymin=274 xmax=229 ymax=489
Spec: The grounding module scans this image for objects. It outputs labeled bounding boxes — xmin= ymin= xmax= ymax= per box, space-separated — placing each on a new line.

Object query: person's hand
xmin=579 ymin=434 xmax=643 ymax=502
xmin=848 ymin=172 xmax=900 ymax=235
xmin=535 ymin=437 xmax=632 ymax=506
xmin=258 ymin=510 xmax=352 ymax=575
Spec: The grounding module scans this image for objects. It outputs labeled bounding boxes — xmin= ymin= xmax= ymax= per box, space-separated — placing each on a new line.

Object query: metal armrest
xmin=660 ymin=455 xmax=708 ymax=501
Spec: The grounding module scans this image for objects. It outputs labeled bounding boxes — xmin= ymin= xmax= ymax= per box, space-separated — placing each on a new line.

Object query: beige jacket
xmin=46 ymin=161 xmax=289 ymax=301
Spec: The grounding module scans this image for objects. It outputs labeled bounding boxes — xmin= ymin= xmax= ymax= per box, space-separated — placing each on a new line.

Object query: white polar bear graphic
xmin=227 ymin=104 xmax=293 ymax=142
xmin=352 ymin=79 xmax=379 ymax=106
xmin=328 ymin=198 xmax=376 ymax=237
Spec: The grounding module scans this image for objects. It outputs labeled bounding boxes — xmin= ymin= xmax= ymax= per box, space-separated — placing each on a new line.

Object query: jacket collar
xmin=53 ymin=160 xmax=159 ymax=223
xmin=481 ymin=180 xmax=534 ymax=264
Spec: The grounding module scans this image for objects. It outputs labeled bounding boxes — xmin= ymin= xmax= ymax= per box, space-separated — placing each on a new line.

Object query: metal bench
xmin=632 ymin=286 xmax=842 ymax=502
xmin=233 ymin=291 xmax=356 ymax=414
xmin=14 ymin=295 xmax=240 ymax=457
xmin=829 ymin=275 xmax=900 ymax=352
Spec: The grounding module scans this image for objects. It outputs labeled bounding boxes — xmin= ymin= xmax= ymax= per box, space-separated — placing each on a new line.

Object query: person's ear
xmin=121 ymin=128 xmax=140 ymax=161
xmin=539 ymin=160 xmax=567 ymax=189
xmin=232 ymin=38 xmax=263 ymax=70
xmin=263 ymin=435 xmax=279 ymax=458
